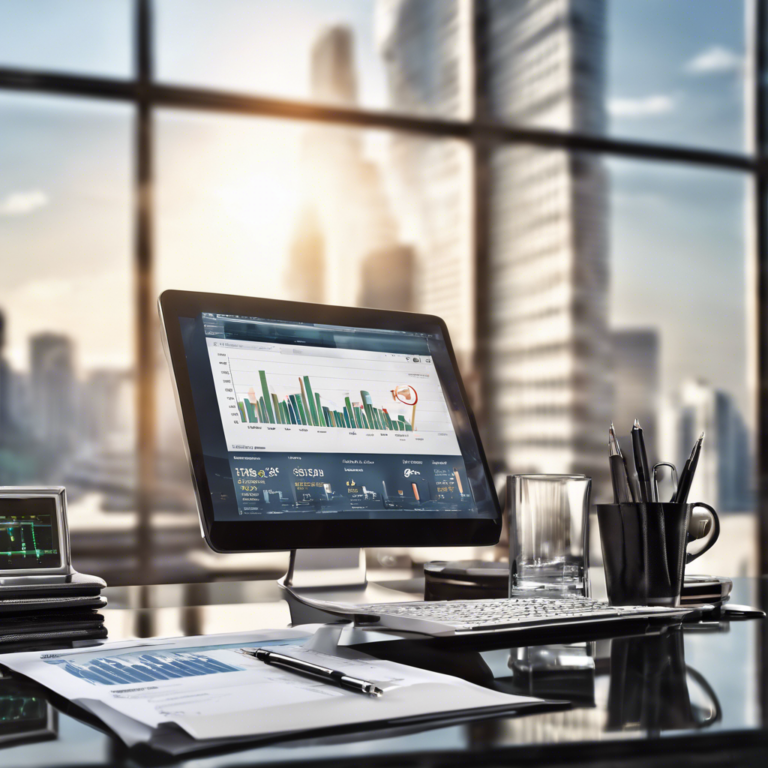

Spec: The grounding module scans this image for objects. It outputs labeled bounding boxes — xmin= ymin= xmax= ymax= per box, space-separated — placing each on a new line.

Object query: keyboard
xmin=347 ymin=596 xmax=694 ymax=637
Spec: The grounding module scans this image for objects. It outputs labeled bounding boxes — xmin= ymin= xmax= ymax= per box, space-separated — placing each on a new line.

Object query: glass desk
xmin=1 ymin=577 xmax=767 ymax=767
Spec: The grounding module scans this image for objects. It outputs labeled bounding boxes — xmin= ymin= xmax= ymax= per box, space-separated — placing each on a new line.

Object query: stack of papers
xmin=0 ymin=629 xmax=553 ymax=755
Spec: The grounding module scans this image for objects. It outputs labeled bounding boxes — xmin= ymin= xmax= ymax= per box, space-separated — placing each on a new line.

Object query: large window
xmin=1 ymin=0 xmax=764 ymax=584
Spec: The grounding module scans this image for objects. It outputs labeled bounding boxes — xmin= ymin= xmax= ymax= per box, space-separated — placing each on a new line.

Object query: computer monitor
xmin=159 ymin=291 xmax=501 ymax=552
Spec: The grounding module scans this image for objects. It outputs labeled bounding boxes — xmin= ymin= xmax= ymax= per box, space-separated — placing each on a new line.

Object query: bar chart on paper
xmin=207 ymin=339 xmax=462 ymax=455
xmin=49 ymin=651 xmax=246 ymax=687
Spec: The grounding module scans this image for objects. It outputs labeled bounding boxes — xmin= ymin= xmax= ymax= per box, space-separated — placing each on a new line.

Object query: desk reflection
xmin=606 ymin=632 xmax=720 ymax=733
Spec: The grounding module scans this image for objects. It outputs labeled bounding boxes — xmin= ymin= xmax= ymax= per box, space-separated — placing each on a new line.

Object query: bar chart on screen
xmin=206 ymin=338 xmax=462 ymax=455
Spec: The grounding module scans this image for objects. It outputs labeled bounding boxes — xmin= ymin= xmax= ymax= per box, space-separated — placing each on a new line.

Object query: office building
xmin=359 ymin=244 xmax=416 ymax=311
xmin=481 ymin=0 xmax=610 ymax=489
xmin=287 ymin=25 xmax=403 ymax=307
xmin=286 ymin=204 xmax=326 ymax=304
xmin=376 ymin=0 xmax=475 ymax=367
xmin=0 ymin=310 xmax=11 ymax=435
xmin=612 ymin=329 xmax=660 ymax=458
xmin=378 ymin=0 xmax=611 ymax=483
xmin=30 ymin=333 xmax=77 ymax=452
xmin=667 ymin=380 xmax=752 ymax=513
xmin=81 ymin=369 xmax=134 ymax=451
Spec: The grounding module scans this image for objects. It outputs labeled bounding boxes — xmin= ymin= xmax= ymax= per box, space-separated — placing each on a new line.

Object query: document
xmin=0 ymin=628 xmax=552 ymax=751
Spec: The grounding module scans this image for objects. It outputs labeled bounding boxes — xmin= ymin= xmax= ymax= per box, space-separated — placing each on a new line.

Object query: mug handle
xmin=686 ymin=502 xmax=720 ymax=563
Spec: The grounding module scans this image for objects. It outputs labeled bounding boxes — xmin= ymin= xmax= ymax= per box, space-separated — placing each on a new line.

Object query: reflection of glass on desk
xmin=508 ymin=644 xmax=595 ymax=705
xmin=508 ymin=475 xmax=591 ymax=595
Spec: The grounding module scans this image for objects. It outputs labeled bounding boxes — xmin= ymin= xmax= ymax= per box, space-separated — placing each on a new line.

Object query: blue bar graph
xmin=49 ymin=651 xmax=245 ymax=686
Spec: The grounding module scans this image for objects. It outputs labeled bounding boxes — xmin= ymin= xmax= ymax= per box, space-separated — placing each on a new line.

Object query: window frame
xmin=1 ymin=0 xmax=765 ymax=575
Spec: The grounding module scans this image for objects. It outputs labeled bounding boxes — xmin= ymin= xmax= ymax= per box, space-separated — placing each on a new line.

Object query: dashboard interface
xmin=0 ymin=498 xmax=62 ymax=571
xmin=179 ymin=312 xmax=496 ymax=522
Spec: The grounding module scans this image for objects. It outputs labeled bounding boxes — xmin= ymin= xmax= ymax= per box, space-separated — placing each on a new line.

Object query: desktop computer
xmin=159 ymin=291 xmax=696 ymax=637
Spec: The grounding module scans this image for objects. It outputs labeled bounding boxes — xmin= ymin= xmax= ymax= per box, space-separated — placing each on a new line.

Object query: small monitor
xmin=0 ymin=492 xmax=66 ymax=573
xmin=159 ymin=291 xmax=501 ymax=552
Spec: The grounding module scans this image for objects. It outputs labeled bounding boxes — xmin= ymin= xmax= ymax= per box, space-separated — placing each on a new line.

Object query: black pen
xmin=672 ymin=432 xmax=705 ymax=505
xmin=631 ymin=419 xmax=654 ymax=502
xmin=242 ymin=648 xmax=384 ymax=697
xmin=609 ymin=424 xmax=634 ymax=503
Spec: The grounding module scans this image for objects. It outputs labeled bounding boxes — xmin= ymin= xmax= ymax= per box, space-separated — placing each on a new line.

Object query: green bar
xmin=237 ymin=402 xmax=247 ymax=422
xmin=353 ymin=407 xmax=363 ymax=428
xmin=280 ymin=402 xmax=291 ymax=424
xmin=323 ymin=406 xmax=333 ymax=427
xmin=382 ymin=410 xmax=394 ymax=430
xmin=272 ymin=393 xmax=283 ymax=424
xmin=315 ymin=393 xmax=327 ymax=426
xmin=343 ymin=407 xmax=352 ymax=428
xmin=303 ymin=376 xmax=319 ymax=426
xmin=259 ymin=397 xmax=268 ymax=423
xmin=405 ymin=421 xmax=413 ymax=431
xmin=290 ymin=394 xmax=306 ymax=425
xmin=361 ymin=391 xmax=376 ymax=432
xmin=259 ymin=371 xmax=275 ymax=423
xmin=344 ymin=397 xmax=355 ymax=426
xmin=244 ymin=399 xmax=258 ymax=423
xmin=360 ymin=410 xmax=370 ymax=429
xmin=286 ymin=400 xmax=298 ymax=424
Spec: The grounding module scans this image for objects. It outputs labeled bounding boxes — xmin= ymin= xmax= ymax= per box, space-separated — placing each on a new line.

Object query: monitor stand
xmin=281 ymin=548 xmax=367 ymax=590
xmin=278 ymin=548 xmax=421 ymax=626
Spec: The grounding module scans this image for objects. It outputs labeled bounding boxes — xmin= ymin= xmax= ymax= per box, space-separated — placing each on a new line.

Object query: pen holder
xmin=595 ymin=502 xmax=719 ymax=607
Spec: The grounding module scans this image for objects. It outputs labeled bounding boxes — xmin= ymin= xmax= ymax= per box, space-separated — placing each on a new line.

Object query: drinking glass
xmin=508 ymin=474 xmax=591 ymax=596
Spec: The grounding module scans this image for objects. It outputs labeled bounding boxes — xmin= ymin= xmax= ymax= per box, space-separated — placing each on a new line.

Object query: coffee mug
xmin=595 ymin=502 xmax=719 ymax=607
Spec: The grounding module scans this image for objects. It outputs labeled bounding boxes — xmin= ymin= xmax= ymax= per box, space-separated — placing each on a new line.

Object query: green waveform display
xmin=0 ymin=516 xmax=56 ymax=558
xmin=237 ymin=372 xmax=414 ymax=432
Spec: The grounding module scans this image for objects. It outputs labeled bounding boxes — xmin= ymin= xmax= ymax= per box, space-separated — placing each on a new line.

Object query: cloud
xmin=0 ymin=190 xmax=49 ymax=217
xmin=685 ymin=46 xmax=743 ymax=74
xmin=608 ymin=95 xmax=675 ymax=118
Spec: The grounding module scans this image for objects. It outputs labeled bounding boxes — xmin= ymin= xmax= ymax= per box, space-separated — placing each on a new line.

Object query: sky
xmin=0 ymin=0 xmax=753 ymax=419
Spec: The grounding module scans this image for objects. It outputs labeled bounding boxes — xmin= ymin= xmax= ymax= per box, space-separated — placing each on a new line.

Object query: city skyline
xmin=0 ymin=2 xmax=754 ymax=492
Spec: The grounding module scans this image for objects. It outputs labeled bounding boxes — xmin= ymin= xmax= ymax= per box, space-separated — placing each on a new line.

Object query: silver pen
xmin=241 ymin=647 xmax=384 ymax=697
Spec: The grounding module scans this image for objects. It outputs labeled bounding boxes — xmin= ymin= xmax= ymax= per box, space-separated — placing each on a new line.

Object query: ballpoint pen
xmin=631 ymin=419 xmax=654 ymax=502
xmin=608 ymin=424 xmax=634 ymax=503
xmin=241 ymin=648 xmax=384 ymax=697
xmin=672 ymin=432 xmax=705 ymax=505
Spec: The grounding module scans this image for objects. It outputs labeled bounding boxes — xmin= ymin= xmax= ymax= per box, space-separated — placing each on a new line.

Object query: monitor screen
xmin=178 ymin=312 xmax=497 ymax=522
xmin=0 ymin=497 xmax=62 ymax=570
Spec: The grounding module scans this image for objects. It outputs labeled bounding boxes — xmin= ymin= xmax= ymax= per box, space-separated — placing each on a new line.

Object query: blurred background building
xmin=0 ymin=0 xmax=759 ymax=582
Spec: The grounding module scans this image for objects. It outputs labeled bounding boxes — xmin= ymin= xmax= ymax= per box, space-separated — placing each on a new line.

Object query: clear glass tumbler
xmin=508 ymin=474 xmax=591 ymax=596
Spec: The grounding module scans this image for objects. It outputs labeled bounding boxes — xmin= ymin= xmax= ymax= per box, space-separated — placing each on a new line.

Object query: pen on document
xmin=609 ymin=424 xmax=633 ymax=503
xmin=241 ymin=648 xmax=384 ymax=698
xmin=631 ymin=419 xmax=654 ymax=502
xmin=672 ymin=432 xmax=704 ymax=505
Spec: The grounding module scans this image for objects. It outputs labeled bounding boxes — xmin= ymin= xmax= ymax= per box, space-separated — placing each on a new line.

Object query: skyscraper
xmin=359 ymin=244 xmax=416 ymax=311
xmin=378 ymin=0 xmax=611 ymax=489
xmin=286 ymin=25 xmax=402 ymax=307
xmin=668 ymin=380 xmax=752 ymax=512
xmin=0 ymin=310 xmax=10 ymax=435
xmin=30 ymin=333 xmax=76 ymax=452
xmin=286 ymin=204 xmax=326 ymax=304
xmin=612 ymin=329 xmax=660 ymax=458
xmin=376 ymin=0 xmax=475 ymax=368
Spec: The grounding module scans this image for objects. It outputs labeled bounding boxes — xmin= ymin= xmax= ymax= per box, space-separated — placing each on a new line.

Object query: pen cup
xmin=595 ymin=501 xmax=719 ymax=607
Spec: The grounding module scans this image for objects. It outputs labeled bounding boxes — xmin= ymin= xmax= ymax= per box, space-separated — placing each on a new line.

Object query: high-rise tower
xmin=483 ymin=0 xmax=610 ymax=486
xmin=379 ymin=0 xmax=610 ymax=489
xmin=376 ymin=0 xmax=475 ymax=368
